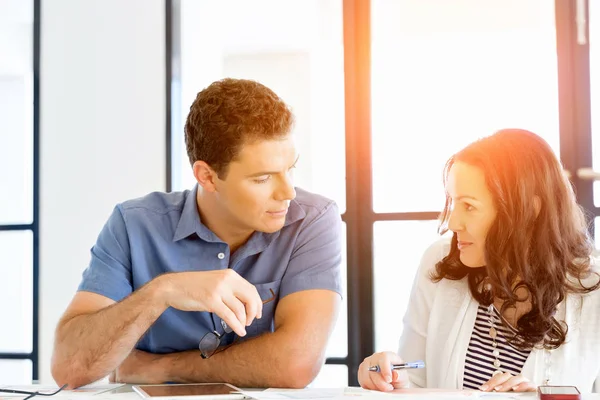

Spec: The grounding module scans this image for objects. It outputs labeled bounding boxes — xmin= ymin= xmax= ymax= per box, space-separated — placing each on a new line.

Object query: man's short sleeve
xmin=279 ymin=201 xmax=343 ymax=299
xmin=78 ymin=205 xmax=133 ymax=301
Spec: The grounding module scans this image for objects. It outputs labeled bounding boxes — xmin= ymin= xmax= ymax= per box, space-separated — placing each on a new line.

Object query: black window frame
xmin=0 ymin=0 xmax=41 ymax=381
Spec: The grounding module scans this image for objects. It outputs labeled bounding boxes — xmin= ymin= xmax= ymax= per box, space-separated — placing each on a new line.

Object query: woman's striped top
xmin=462 ymin=305 xmax=532 ymax=390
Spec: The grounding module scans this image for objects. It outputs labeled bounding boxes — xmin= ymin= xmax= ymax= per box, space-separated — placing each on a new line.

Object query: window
xmin=0 ymin=0 xmax=39 ymax=384
xmin=370 ymin=0 xmax=561 ymax=353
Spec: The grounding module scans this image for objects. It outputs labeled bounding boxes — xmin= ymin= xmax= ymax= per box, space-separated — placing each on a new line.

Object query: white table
xmin=2 ymin=384 xmax=600 ymax=400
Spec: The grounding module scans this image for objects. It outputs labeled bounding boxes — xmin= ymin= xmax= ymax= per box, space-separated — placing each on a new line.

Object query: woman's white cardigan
xmin=398 ymin=239 xmax=600 ymax=393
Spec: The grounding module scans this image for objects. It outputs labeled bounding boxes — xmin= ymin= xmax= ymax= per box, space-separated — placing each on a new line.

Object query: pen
xmin=368 ymin=360 xmax=425 ymax=372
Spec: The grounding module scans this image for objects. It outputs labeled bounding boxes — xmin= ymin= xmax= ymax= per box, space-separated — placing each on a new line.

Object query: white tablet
xmin=132 ymin=383 xmax=247 ymax=400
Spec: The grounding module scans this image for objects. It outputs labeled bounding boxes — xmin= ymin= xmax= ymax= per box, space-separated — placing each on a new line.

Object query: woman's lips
xmin=457 ymin=241 xmax=473 ymax=250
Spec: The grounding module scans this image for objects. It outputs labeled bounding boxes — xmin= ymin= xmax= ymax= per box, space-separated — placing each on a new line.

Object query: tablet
xmin=132 ymin=383 xmax=247 ymax=399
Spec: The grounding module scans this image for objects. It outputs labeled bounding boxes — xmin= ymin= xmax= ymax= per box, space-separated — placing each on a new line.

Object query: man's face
xmin=213 ymin=135 xmax=298 ymax=234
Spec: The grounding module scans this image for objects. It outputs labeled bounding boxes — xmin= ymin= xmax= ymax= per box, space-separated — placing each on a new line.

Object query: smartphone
xmin=537 ymin=386 xmax=581 ymax=400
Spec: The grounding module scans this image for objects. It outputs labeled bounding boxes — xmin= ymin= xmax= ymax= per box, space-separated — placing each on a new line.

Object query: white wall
xmin=39 ymin=0 xmax=166 ymax=383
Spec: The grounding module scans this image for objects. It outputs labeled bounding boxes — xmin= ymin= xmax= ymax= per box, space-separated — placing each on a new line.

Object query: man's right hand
xmin=156 ymin=269 xmax=263 ymax=337
xmin=358 ymin=351 xmax=410 ymax=392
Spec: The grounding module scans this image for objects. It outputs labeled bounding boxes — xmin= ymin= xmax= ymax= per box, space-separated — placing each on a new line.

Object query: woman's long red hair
xmin=433 ymin=129 xmax=600 ymax=350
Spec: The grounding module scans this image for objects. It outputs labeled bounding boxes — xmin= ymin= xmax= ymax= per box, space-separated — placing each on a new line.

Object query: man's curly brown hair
xmin=184 ymin=78 xmax=294 ymax=178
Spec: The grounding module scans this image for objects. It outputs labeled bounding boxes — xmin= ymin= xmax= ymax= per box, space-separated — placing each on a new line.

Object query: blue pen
xmin=368 ymin=360 xmax=425 ymax=372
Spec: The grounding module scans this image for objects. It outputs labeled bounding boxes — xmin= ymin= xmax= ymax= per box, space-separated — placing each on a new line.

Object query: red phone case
xmin=537 ymin=386 xmax=581 ymax=400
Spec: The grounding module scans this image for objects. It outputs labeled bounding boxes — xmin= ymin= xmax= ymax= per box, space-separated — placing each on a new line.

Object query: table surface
xmin=3 ymin=384 xmax=599 ymax=400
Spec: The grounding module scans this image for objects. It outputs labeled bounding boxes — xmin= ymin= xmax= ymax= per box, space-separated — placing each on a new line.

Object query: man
xmin=51 ymin=78 xmax=342 ymax=389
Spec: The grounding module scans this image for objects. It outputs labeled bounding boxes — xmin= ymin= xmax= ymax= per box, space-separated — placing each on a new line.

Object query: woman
xmin=358 ymin=129 xmax=600 ymax=393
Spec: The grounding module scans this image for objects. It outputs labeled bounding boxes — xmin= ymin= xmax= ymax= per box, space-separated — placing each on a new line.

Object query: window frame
xmin=0 ymin=0 xmax=41 ymax=381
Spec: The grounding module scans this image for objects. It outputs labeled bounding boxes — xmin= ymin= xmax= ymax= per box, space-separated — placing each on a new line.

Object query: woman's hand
xmin=479 ymin=372 xmax=537 ymax=392
xmin=357 ymin=351 xmax=410 ymax=392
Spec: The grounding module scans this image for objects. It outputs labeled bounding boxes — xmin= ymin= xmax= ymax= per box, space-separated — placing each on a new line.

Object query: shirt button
xmin=217 ymin=252 xmax=225 ymax=260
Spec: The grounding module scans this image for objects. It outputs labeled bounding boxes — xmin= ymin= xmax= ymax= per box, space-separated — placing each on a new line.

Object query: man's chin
xmin=257 ymin=221 xmax=285 ymax=234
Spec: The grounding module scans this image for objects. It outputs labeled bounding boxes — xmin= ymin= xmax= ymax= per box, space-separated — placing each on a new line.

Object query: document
xmin=243 ymin=388 xmax=533 ymax=400
xmin=0 ymin=384 xmax=125 ymax=398
xmin=242 ymin=387 xmax=384 ymax=400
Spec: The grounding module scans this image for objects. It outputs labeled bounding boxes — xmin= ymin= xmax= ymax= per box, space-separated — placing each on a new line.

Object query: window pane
xmin=371 ymin=0 xmax=560 ymax=213
xmin=0 ymin=360 xmax=32 ymax=385
xmin=309 ymin=365 xmax=348 ymax=387
xmin=0 ymin=0 xmax=33 ymax=224
xmin=174 ymin=0 xmax=346 ymax=212
xmin=373 ymin=220 xmax=446 ymax=352
xmin=0 ymin=230 xmax=33 ymax=353
xmin=326 ymin=223 xmax=347 ymax=358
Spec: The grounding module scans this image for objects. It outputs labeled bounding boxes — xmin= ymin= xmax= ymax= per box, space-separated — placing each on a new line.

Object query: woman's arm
xmin=398 ymin=239 xmax=449 ymax=388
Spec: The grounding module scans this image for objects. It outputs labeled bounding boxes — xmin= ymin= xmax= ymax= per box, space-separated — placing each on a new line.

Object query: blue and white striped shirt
xmin=462 ymin=305 xmax=532 ymax=390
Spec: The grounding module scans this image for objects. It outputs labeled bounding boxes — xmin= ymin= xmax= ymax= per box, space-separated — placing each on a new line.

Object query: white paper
xmin=243 ymin=388 xmax=533 ymax=400
xmin=242 ymin=388 xmax=384 ymax=400
xmin=0 ymin=384 xmax=125 ymax=398
xmin=389 ymin=388 xmax=533 ymax=399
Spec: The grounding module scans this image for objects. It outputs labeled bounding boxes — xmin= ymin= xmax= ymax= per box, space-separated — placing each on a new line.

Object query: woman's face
xmin=446 ymin=161 xmax=498 ymax=268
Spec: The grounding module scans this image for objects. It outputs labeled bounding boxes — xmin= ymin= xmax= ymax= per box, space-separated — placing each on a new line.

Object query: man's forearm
xmin=161 ymin=329 xmax=324 ymax=388
xmin=52 ymin=279 xmax=169 ymax=388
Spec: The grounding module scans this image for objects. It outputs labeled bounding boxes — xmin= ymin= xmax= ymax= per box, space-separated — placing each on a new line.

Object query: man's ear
xmin=193 ymin=161 xmax=218 ymax=192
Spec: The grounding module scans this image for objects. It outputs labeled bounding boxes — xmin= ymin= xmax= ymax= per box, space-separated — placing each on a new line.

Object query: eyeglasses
xmin=0 ymin=384 xmax=68 ymax=400
xmin=199 ymin=288 xmax=275 ymax=359
xmin=199 ymin=319 xmax=233 ymax=359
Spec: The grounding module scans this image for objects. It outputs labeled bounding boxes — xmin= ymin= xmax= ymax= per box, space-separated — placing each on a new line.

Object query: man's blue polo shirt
xmin=77 ymin=186 xmax=342 ymax=354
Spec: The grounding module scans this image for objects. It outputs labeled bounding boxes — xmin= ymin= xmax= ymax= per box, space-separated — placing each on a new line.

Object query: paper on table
xmin=475 ymin=393 xmax=534 ymax=399
xmin=241 ymin=387 xmax=387 ymax=400
xmin=390 ymin=388 xmax=533 ymax=399
xmin=242 ymin=388 xmax=533 ymax=400
xmin=0 ymin=384 xmax=125 ymax=398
